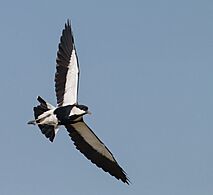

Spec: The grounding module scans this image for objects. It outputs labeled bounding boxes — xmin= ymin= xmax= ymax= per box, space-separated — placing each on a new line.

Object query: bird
xmin=28 ymin=20 xmax=129 ymax=184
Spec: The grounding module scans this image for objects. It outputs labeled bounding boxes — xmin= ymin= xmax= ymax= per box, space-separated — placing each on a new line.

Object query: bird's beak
xmin=27 ymin=120 xmax=36 ymax=125
xmin=87 ymin=110 xmax=92 ymax=115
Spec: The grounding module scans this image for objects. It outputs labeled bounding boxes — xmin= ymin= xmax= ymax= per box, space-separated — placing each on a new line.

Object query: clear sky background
xmin=0 ymin=0 xmax=212 ymax=194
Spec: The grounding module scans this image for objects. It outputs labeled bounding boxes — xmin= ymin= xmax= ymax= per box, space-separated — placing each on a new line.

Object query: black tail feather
xmin=30 ymin=96 xmax=56 ymax=142
xmin=38 ymin=124 xmax=55 ymax=142
xmin=37 ymin=96 xmax=48 ymax=109
xmin=33 ymin=96 xmax=50 ymax=119
xmin=33 ymin=106 xmax=47 ymax=119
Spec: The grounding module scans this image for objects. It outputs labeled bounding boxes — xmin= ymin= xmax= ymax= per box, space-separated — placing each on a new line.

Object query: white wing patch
xmin=37 ymin=110 xmax=58 ymax=126
xmin=63 ymin=49 xmax=79 ymax=106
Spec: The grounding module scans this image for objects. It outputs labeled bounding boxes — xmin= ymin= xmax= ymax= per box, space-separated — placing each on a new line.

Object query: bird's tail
xmin=34 ymin=96 xmax=54 ymax=119
xmin=28 ymin=96 xmax=54 ymax=124
xmin=28 ymin=96 xmax=58 ymax=142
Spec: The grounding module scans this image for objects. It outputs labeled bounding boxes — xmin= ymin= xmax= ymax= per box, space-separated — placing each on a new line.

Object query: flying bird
xmin=28 ymin=20 xmax=129 ymax=184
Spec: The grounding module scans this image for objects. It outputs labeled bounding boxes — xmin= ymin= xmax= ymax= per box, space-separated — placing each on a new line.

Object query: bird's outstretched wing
xmin=55 ymin=20 xmax=79 ymax=106
xmin=65 ymin=120 xmax=129 ymax=184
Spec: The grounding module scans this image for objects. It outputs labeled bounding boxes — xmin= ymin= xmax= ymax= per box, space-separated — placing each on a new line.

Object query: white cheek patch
xmin=70 ymin=106 xmax=85 ymax=116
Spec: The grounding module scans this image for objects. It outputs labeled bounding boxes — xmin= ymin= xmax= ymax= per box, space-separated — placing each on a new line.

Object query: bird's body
xmin=28 ymin=20 xmax=129 ymax=184
xmin=28 ymin=104 xmax=88 ymax=125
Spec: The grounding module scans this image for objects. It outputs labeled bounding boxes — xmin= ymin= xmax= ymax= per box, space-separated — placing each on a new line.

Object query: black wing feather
xmin=65 ymin=122 xmax=129 ymax=184
xmin=55 ymin=20 xmax=79 ymax=106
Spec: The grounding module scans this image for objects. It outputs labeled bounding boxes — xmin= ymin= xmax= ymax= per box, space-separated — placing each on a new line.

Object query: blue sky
xmin=0 ymin=0 xmax=213 ymax=194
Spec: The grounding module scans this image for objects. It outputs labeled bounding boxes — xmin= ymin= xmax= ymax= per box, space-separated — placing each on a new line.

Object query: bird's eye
xmin=78 ymin=105 xmax=88 ymax=111
xmin=83 ymin=106 xmax=88 ymax=111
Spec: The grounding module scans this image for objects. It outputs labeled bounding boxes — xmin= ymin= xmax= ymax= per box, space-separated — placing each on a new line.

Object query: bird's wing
xmin=65 ymin=120 xmax=129 ymax=184
xmin=55 ymin=20 xmax=79 ymax=106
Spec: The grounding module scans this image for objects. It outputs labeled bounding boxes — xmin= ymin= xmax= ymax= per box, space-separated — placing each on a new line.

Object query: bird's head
xmin=71 ymin=104 xmax=92 ymax=116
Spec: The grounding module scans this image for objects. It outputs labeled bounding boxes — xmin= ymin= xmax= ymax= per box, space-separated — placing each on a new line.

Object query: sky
xmin=0 ymin=0 xmax=213 ymax=194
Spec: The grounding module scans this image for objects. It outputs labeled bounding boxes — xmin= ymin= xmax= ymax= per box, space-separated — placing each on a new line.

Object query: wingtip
xmin=66 ymin=19 xmax=71 ymax=27
xmin=125 ymin=177 xmax=131 ymax=185
xmin=120 ymin=170 xmax=131 ymax=185
xmin=49 ymin=136 xmax=55 ymax=143
xmin=37 ymin=96 xmax=42 ymax=101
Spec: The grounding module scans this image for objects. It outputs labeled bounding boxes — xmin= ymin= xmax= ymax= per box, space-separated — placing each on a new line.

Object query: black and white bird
xmin=28 ymin=20 xmax=129 ymax=184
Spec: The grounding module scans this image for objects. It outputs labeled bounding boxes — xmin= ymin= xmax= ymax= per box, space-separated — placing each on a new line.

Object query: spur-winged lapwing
xmin=28 ymin=20 xmax=129 ymax=184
